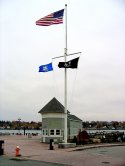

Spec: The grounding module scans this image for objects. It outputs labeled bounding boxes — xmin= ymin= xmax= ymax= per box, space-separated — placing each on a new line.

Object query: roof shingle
xmin=38 ymin=97 xmax=65 ymax=114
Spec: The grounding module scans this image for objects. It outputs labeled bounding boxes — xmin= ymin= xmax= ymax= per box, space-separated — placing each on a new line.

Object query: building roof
xmin=38 ymin=97 xmax=66 ymax=114
xmin=38 ymin=97 xmax=82 ymax=122
xmin=68 ymin=114 xmax=82 ymax=122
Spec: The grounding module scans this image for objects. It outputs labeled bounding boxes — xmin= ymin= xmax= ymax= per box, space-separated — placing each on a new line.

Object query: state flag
xmin=39 ymin=63 xmax=53 ymax=72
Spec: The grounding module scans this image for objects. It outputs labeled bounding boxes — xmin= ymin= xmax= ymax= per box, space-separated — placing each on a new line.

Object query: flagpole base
xmin=58 ymin=143 xmax=76 ymax=149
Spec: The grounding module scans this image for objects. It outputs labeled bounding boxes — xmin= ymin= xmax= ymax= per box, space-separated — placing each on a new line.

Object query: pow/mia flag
xmin=58 ymin=57 xmax=79 ymax=69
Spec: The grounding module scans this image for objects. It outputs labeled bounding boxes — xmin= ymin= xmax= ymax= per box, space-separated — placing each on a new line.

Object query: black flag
xmin=58 ymin=57 xmax=79 ymax=68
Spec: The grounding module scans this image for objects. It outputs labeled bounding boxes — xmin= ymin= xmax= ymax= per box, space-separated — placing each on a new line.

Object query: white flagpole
xmin=64 ymin=4 xmax=67 ymax=143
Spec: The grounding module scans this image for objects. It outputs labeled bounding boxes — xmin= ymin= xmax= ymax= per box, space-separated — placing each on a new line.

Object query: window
xmin=50 ymin=129 xmax=54 ymax=135
xmin=56 ymin=130 xmax=60 ymax=135
xmin=42 ymin=129 xmax=45 ymax=135
xmin=45 ymin=129 xmax=48 ymax=135
xmin=49 ymin=129 xmax=61 ymax=136
xmin=42 ymin=129 xmax=48 ymax=135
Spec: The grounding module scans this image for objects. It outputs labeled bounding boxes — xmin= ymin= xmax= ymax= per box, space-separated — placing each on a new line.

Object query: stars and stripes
xmin=36 ymin=9 xmax=64 ymax=26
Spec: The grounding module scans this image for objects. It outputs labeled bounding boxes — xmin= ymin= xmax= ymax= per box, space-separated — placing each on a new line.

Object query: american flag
xmin=36 ymin=9 xmax=64 ymax=26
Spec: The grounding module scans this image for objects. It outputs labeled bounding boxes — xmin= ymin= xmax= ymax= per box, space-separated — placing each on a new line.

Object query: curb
xmin=71 ymin=143 xmax=125 ymax=151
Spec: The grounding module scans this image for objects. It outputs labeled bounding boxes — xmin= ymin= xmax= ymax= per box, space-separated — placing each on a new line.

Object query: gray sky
xmin=0 ymin=0 xmax=125 ymax=122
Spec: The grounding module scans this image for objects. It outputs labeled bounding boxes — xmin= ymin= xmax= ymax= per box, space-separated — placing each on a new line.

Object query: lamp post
xmin=18 ymin=118 xmax=21 ymax=135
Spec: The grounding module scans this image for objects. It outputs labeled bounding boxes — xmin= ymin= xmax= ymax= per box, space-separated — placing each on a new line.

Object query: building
xmin=38 ymin=97 xmax=82 ymax=143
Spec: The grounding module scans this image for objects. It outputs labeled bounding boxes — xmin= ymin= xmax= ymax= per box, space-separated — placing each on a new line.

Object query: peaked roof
xmin=38 ymin=97 xmax=66 ymax=114
xmin=38 ymin=97 xmax=82 ymax=122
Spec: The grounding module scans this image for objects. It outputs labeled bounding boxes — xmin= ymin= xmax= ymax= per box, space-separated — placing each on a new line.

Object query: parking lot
xmin=0 ymin=135 xmax=125 ymax=166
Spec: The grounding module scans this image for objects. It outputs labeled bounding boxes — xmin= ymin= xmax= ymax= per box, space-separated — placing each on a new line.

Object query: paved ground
xmin=0 ymin=156 xmax=69 ymax=166
xmin=0 ymin=135 xmax=125 ymax=166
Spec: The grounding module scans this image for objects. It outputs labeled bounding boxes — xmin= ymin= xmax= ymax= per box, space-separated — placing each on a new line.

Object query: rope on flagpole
xmin=68 ymin=51 xmax=81 ymax=112
xmin=68 ymin=68 xmax=78 ymax=112
xmin=51 ymin=58 xmax=58 ymax=98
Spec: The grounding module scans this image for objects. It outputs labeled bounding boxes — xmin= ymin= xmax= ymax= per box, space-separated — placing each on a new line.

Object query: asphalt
xmin=0 ymin=156 xmax=70 ymax=166
xmin=0 ymin=135 xmax=125 ymax=166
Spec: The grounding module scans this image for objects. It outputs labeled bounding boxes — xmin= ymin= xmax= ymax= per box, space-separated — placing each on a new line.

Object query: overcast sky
xmin=0 ymin=0 xmax=125 ymax=122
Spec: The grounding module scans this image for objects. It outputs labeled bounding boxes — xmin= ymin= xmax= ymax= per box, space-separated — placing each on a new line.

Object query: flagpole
xmin=64 ymin=4 xmax=67 ymax=144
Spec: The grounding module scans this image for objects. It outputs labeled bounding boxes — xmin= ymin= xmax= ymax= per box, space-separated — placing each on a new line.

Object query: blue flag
xmin=39 ymin=63 xmax=53 ymax=72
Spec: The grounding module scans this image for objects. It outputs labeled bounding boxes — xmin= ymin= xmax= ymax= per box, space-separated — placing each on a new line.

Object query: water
xmin=87 ymin=129 xmax=125 ymax=134
xmin=0 ymin=129 xmax=124 ymax=135
xmin=0 ymin=129 xmax=42 ymax=135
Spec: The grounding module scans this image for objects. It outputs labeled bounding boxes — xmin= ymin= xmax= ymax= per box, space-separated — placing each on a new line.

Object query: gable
xmin=39 ymin=97 xmax=67 ymax=114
